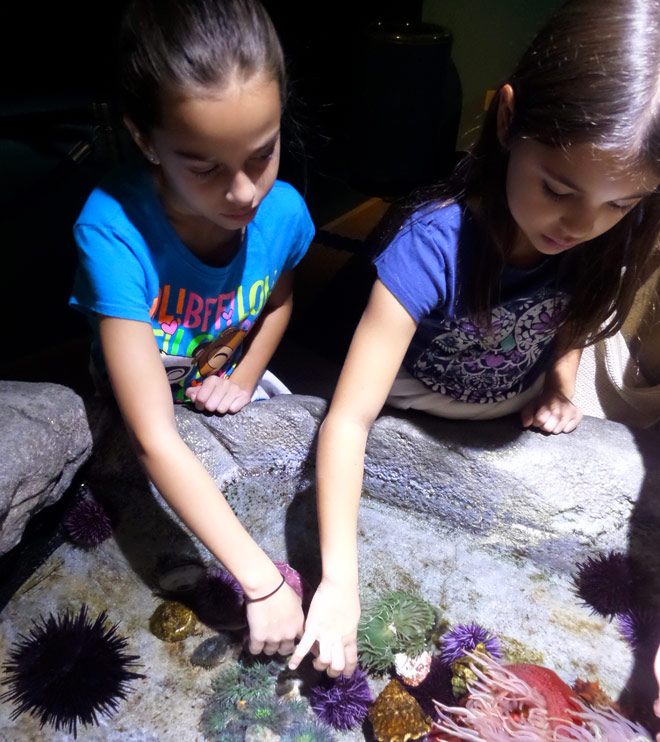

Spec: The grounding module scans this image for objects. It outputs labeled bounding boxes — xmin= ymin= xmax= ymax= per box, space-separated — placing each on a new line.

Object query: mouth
xmin=223 ymin=206 xmax=258 ymax=220
xmin=542 ymin=234 xmax=579 ymax=250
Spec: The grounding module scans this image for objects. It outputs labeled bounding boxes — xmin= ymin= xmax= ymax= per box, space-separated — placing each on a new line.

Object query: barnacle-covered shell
xmin=149 ymin=600 xmax=196 ymax=642
xmin=368 ymin=679 xmax=431 ymax=742
xmin=394 ymin=651 xmax=433 ymax=687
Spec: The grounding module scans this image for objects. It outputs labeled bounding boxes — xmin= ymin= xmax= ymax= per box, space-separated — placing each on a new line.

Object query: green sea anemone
xmin=211 ymin=659 xmax=281 ymax=705
xmin=281 ymin=717 xmax=337 ymax=742
xmin=357 ymin=591 xmax=437 ymax=673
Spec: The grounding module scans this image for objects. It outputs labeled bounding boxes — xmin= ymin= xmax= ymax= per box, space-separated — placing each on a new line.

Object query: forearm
xmin=136 ymin=425 xmax=281 ymax=597
xmin=315 ymin=411 xmax=369 ymax=587
xmin=230 ymin=282 xmax=293 ymax=392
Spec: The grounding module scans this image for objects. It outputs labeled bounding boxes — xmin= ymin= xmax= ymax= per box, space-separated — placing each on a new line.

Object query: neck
xmin=154 ymin=172 xmax=243 ymax=267
xmin=507 ymin=230 xmax=543 ymax=268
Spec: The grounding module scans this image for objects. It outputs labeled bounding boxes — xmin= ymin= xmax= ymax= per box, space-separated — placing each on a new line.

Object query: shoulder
xmin=400 ymin=201 xmax=465 ymax=245
xmin=75 ymin=165 xmax=156 ymax=235
xmin=378 ymin=201 xmax=469 ymax=268
xmin=372 ymin=203 xmax=463 ymax=321
xmin=256 ymin=180 xmax=311 ymax=223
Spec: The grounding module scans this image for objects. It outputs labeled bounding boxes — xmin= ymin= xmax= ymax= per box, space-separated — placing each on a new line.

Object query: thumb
xmin=520 ymin=400 xmax=536 ymax=428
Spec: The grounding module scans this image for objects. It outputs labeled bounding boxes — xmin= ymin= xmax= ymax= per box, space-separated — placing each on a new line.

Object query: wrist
xmin=234 ymin=559 xmax=283 ymax=600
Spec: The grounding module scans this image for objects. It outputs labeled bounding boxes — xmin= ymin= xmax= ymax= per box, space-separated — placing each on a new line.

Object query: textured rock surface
xmin=0 ymin=381 xmax=93 ymax=555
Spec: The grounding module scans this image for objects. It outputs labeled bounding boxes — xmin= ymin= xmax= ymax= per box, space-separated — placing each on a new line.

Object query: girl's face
xmin=505 ymin=138 xmax=659 ymax=265
xmin=135 ymin=73 xmax=281 ymax=246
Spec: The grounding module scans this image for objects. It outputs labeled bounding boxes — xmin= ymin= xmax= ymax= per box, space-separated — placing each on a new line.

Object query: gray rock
xmin=364 ymin=411 xmax=660 ymax=573
xmin=0 ymin=381 xmax=92 ymax=555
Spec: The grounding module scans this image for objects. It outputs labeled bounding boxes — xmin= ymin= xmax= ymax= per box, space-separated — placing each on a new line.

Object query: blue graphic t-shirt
xmin=71 ymin=166 xmax=314 ymax=401
xmin=374 ymin=202 xmax=569 ymax=403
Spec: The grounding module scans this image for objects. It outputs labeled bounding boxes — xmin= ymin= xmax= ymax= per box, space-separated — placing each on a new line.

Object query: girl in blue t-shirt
xmin=289 ymin=0 xmax=660 ymax=683
xmin=71 ymin=0 xmax=313 ymax=657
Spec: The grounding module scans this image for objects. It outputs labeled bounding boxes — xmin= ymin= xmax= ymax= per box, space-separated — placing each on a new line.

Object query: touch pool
xmin=1 ymin=391 xmax=659 ymax=740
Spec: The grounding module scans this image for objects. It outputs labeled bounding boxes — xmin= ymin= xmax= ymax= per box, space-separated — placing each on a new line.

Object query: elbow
xmin=127 ymin=419 xmax=182 ymax=468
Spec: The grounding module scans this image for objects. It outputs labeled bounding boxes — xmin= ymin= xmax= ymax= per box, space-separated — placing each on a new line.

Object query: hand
xmin=246 ymin=581 xmax=304 ymax=657
xmin=186 ymin=375 xmax=252 ymax=414
xmin=289 ymin=579 xmax=360 ymax=678
xmin=521 ymin=389 xmax=583 ymax=434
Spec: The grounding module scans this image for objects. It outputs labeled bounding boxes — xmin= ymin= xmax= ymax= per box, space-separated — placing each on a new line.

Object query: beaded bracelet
xmin=244 ymin=574 xmax=286 ymax=603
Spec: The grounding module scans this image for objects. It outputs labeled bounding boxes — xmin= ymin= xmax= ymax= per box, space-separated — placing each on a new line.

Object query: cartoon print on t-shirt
xmin=192 ymin=326 xmax=247 ymax=377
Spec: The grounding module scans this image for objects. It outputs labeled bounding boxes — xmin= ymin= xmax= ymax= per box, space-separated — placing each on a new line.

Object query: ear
xmin=496 ymin=84 xmax=515 ymax=147
xmin=123 ymin=116 xmax=160 ymax=165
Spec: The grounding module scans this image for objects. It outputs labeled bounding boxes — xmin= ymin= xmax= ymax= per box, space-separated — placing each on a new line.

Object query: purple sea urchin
xmin=572 ymin=552 xmax=635 ymax=619
xmin=440 ymin=623 xmax=502 ymax=665
xmin=617 ymin=608 xmax=660 ymax=650
xmin=64 ymin=498 xmax=112 ymax=546
xmin=309 ymin=667 xmax=372 ymax=730
xmin=0 ymin=605 xmax=143 ymax=738
xmin=403 ymin=654 xmax=454 ymax=718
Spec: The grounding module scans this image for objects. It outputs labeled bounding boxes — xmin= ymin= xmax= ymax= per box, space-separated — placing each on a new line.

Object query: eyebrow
xmin=543 ymin=167 xmax=650 ymax=200
xmin=175 ymin=131 xmax=280 ymax=162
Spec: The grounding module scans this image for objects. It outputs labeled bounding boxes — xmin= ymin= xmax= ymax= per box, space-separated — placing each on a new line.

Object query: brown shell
xmin=149 ymin=600 xmax=196 ymax=642
xmin=368 ymin=679 xmax=432 ymax=742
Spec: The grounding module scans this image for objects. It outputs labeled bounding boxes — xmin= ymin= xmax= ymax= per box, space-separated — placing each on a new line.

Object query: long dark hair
xmin=117 ymin=0 xmax=286 ymax=134
xmin=382 ymin=0 xmax=660 ymax=349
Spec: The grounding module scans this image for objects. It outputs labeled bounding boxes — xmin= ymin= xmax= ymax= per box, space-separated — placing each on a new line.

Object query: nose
xmin=559 ymin=203 xmax=596 ymax=240
xmin=225 ymin=170 xmax=256 ymax=207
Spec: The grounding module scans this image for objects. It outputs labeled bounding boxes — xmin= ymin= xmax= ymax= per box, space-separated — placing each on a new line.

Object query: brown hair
xmin=118 ymin=0 xmax=286 ymax=134
xmin=383 ymin=0 xmax=660 ymax=349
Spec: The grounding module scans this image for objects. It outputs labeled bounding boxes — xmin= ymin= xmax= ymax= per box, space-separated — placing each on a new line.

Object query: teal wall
xmin=423 ymin=0 xmax=563 ymax=145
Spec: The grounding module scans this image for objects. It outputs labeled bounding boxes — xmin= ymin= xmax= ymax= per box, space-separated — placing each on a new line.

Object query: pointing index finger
xmin=288 ymin=630 xmax=317 ymax=669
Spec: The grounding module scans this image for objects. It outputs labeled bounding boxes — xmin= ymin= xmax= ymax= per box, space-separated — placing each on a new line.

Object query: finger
xmin=248 ymin=637 xmax=265 ymax=655
xmin=262 ymin=641 xmax=280 ymax=656
xmin=342 ymin=644 xmax=359 ymax=677
xmin=563 ymin=416 xmax=579 ymax=433
xmin=192 ymin=378 xmax=216 ymax=410
xmin=277 ymin=638 xmax=296 ymax=657
xmin=520 ymin=401 xmax=535 ymax=428
xmin=550 ymin=413 xmax=569 ymax=434
xmin=185 ymin=386 xmax=198 ymax=401
xmin=228 ymin=392 xmax=250 ymax=414
xmin=326 ymin=642 xmax=347 ymax=678
xmin=216 ymin=388 xmax=238 ymax=415
xmin=312 ymin=639 xmax=332 ymax=673
xmin=534 ymin=407 xmax=552 ymax=426
xmin=538 ymin=412 xmax=558 ymax=431
xmin=289 ymin=631 xmax=317 ymax=669
xmin=205 ymin=383 xmax=230 ymax=413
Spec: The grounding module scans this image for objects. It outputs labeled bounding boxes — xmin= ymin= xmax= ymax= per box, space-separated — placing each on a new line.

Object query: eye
xmin=607 ymin=200 xmax=637 ymax=213
xmin=254 ymin=145 xmax=276 ymax=162
xmin=542 ymin=181 xmax=570 ymax=201
xmin=190 ymin=165 xmax=219 ymax=179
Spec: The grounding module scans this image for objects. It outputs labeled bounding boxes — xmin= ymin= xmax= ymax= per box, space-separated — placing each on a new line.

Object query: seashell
xmin=394 ymin=650 xmax=432 ymax=687
xmin=190 ymin=633 xmax=231 ymax=668
xmin=149 ymin=600 xmax=196 ymax=642
xmin=368 ymin=679 xmax=431 ymax=742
